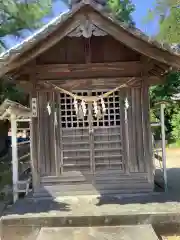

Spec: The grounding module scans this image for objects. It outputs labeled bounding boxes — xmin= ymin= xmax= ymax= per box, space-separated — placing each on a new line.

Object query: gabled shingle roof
xmin=0 ymin=0 xmax=180 ymax=76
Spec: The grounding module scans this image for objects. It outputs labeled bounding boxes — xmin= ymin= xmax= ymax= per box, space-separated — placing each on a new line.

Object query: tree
xmin=146 ymin=0 xmax=180 ymax=43
xmin=0 ymin=0 xmax=52 ymax=50
xmin=150 ymin=72 xmax=180 ymax=140
xmin=171 ymin=110 xmax=180 ymax=142
xmin=145 ymin=1 xmax=180 ymax=141
xmin=0 ymin=0 xmax=53 ymax=102
xmin=107 ymin=0 xmax=135 ymax=25
xmin=0 ymin=0 xmax=53 ymax=156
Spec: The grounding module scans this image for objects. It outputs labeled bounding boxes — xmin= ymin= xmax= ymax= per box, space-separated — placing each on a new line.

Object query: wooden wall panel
xmin=127 ymin=87 xmax=148 ymax=173
xmin=37 ymin=92 xmax=56 ymax=176
xmin=36 ymin=37 xmax=86 ymax=64
xmin=128 ymin=88 xmax=138 ymax=172
xmin=36 ymin=35 xmax=141 ymax=65
xmin=135 ymin=87 xmax=145 ymax=172
xmin=90 ymin=35 xmax=141 ymax=62
xmin=141 ymin=84 xmax=153 ymax=183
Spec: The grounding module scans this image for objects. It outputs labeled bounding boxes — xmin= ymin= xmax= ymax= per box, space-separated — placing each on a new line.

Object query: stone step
xmin=36 ymin=225 xmax=159 ymax=240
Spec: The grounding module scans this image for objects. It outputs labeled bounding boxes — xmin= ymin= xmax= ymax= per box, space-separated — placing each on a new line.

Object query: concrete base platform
xmin=2 ymin=193 xmax=180 ymax=239
xmin=37 ymin=225 xmax=159 ymax=240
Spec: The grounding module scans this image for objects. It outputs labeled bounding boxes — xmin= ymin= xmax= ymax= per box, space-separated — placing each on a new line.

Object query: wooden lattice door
xmin=59 ymin=90 xmax=125 ymax=175
xmin=91 ymin=90 xmax=125 ymax=173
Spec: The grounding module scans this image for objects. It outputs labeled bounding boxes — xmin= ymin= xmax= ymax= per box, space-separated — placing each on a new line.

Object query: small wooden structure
xmin=0 ymin=0 xmax=180 ymax=197
xmin=0 ymin=99 xmax=31 ymax=202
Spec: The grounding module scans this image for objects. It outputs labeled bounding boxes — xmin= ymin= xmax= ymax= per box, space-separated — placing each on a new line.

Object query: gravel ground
xmin=165 ymin=148 xmax=180 ymax=192
xmin=160 ymin=148 xmax=180 ymax=240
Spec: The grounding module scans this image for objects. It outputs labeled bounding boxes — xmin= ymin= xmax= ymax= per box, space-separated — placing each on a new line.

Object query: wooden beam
xmin=89 ymin=12 xmax=180 ymax=69
xmin=37 ymin=77 xmax=143 ymax=92
xmin=23 ymin=61 xmax=143 ymax=80
xmin=17 ymin=75 xmax=162 ymax=93
xmin=35 ymin=61 xmax=143 ymax=73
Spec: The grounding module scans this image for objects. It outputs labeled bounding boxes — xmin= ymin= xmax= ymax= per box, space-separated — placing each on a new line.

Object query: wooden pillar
xmin=11 ymin=114 xmax=18 ymax=203
xmin=30 ymin=73 xmax=40 ymax=190
xmin=30 ymin=96 xmax=40 ymax=190
xmin=141 ymin=84 xmax=153 ymax=183
xmin=160 ymin=103 xmax=167 ymax=191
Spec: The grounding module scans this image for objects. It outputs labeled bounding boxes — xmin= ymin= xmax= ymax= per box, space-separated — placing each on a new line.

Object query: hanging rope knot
xmin=74 ymin=98 xmax=78 ymax=115
xmin=44 ymin=77 xmax=135 ymax=118
xmin=125 ymin=98 xmax=129 ymax=109
xmin=101 ymin=97 xmax=106 ymax=113
xmin=47 ymin=102 xmax=51 ymax=115
xmin=81 ymin=99 xmax=87 ymax=116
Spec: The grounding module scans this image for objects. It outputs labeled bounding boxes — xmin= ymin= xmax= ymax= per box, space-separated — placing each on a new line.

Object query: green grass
xmin=167 ymin=140 xmax=180 ymax=149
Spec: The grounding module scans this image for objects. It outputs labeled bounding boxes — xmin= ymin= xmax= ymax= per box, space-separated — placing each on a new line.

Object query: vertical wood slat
xmin=135 ymin=87 xmax=145 ymax=172
xmin=141 ymin=83 xmax=153 ymax=183
xmin=54 ymin=92 xmax=60 ymax=176
xmin=129 ymin=88 xmax=138 ymax=172
xmin=127 ymin=89 xmax=133 ymax=172
xmin=53 ymin=92 xmax=58 ymax=176
xmin=38 ymin=92 xmax=46 ymax=176
xmin=57 ymin=93 xmax=63 ymax=174
xmin=119 ymin=89 xmax=129 ymax=174
xmin=142 ymin=82 xmax=153 ymax=183
xmin=49 ymin=92 xmax=56 ymax=175
xmin=44 ymin=92 xmax=50 ymax=175
xmin=88 ymin=102 xmax=95 ymax=174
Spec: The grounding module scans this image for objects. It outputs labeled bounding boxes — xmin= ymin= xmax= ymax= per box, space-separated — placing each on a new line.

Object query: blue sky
xmin=132 ymin=0 xmax=158 ymax=35
xmin=49 ymin=0 xmax=158 ymax=35
xmin=4 ymin=0 xmax=159 ymax=48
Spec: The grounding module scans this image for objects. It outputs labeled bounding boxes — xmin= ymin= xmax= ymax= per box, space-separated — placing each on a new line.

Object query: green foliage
xmin=0 ymin=0 xmax=53 ymax=104
xmin=171 ymin=109 xmax=180 ymax=141
xmin=150 ymin=72 xmax=180 ymax=106
xmin=145 ymin=1 xmax=180 ymax=142
xmin=145 ymin=0 xmax=180 ymax=43
xmin=150 ymin=72 xmax=180 ymax=140
xmin=0 ymin=78 xmax=28 ymax=104
xmin=0 ymin=0 xmax=52 ymax=49
xmin=157 ymin=7 xmax=180 ymax=42
xmin=0 ymin=0 xmax=52 ymax=35
xmin=107 ymin=0 xmax=135 ymax=25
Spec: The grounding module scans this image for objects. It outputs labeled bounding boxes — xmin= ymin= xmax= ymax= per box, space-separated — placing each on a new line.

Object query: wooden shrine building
xmin=0 ymin=0 xmax=180 ymax=197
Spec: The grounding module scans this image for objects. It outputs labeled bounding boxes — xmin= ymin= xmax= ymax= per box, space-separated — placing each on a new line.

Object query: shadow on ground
xmin=97 ymin=168 xmax=180 ymax=206
xmin=3 ymin=186 xmax=71 ymax=216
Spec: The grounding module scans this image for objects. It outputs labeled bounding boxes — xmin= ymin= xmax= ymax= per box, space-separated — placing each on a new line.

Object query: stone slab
xmin=36 ymin=225 xmax=159 ymax=240
xmin=3 ymin=194 xmax=180 ymax=237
